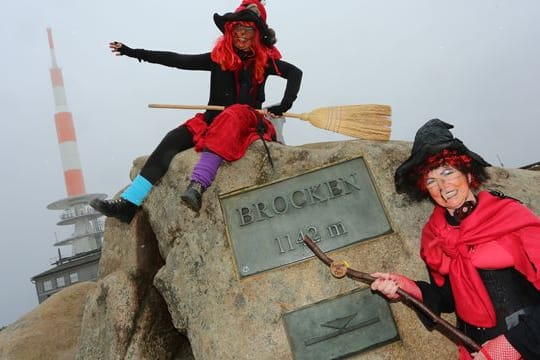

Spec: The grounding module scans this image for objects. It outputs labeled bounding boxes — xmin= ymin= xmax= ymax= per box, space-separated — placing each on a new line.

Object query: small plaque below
xmin=283 ymin=288 xmax=399 ymax=360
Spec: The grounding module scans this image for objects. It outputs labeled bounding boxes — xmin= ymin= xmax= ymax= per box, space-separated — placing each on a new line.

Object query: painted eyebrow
xmin=425 ymin=167 xmax=453 ymax=180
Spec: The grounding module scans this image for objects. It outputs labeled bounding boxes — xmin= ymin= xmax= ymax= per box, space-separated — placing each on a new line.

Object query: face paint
xmin=231 ymin=22 xmax=255 ymax=50
xmin=425 ymin=165 xmax=475 ymax=214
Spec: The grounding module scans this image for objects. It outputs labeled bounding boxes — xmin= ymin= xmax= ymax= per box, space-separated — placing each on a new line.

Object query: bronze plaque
xmin=219 ymin=157 xmax=392 ymax=277
xmin=283 ymin=288 xmax=399 ymax=359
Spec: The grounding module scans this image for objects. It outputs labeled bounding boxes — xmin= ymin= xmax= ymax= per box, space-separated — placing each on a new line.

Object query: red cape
xmin=421 ymin=191 xmax=540 ymax=327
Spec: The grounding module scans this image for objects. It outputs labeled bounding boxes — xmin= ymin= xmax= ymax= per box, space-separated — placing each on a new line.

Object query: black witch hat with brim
xmin=394 ymin=119 xmax=491 ymax=198
xmin=213 ymin=1 xmax=276 ymax=47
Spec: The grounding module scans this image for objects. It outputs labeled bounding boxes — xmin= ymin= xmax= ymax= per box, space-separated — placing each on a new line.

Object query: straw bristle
xmin=307 ymin=105 xmax=392 ymax=141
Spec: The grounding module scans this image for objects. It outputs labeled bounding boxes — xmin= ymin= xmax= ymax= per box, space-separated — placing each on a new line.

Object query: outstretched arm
xmin=108 ymin=41 xmax=212 ymax=70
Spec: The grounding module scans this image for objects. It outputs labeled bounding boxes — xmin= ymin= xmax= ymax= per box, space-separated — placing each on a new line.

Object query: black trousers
xmin=139 ymin=125 xmax=194 ymax=184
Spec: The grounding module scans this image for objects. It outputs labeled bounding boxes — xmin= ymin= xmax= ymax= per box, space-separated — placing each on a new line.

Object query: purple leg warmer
xmin=191 ymin=151 xmax=223 ymax=189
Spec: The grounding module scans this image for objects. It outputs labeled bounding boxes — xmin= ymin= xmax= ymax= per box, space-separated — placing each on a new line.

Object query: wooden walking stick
xmin=148 ymin=103 xmax=392 ymax=141
xmin=302 ymin=235 xmax=482 ymax=352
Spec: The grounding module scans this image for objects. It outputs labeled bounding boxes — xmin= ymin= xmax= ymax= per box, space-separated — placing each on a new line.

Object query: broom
xmin=147 ymin=103 xmax=392 ymax=141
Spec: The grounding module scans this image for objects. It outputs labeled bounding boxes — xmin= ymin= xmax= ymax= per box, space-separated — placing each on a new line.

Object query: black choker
xmin=452 ymin=200 xmax=477 ymax=221
xmin=236 ymin=49 xmax=254 ymax=60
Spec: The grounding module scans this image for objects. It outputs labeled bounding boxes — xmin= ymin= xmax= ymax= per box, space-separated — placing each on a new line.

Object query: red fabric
xmin=184 ymin=104 xmax=276 ymax=162
xmin=458 ymin=345 xmax=474 ymax=359
xmin=479 ymin=348 xmax=494 ymax=360
xmin=398 ymin=275 xmax=423 ymax=301
xmin=470 ymin=241 xmax=514 ymax=269
xmin=458 ymin=335 xmax=523 ymax=359
xmin=420 ymin=191 xmax=540 ymax=328
xmin=482 ymin=335 xmax=522 ymax=360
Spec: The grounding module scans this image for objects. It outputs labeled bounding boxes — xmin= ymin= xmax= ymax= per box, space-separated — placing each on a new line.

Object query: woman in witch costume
xmin=370 ymin=119 xmax=540 ymax=359
xmin=90 ymin=0 xmax=302 ymax=223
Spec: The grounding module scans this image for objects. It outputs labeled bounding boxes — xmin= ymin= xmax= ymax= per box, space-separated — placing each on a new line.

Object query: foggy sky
xmin=1 ymin=0 xmax=539 ymax=326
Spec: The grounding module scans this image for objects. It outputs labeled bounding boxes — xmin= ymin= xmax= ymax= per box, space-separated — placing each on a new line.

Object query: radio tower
xmin=45 ymin=28 xmax=106 ymax=258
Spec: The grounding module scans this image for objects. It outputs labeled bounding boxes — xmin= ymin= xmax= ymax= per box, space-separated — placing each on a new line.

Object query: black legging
xmin=139 ymin=125 xmax=194 ymax=184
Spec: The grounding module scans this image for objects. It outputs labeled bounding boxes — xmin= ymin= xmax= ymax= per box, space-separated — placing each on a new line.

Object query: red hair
xmin=415 ymin=149 xmax=482 ymax=193
xmin=211 ymin=21 xmax=269 ymax=85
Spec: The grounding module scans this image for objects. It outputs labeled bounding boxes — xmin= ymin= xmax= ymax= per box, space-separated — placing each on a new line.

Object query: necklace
xmin=452 ymin=200 xmax=477 ymax=221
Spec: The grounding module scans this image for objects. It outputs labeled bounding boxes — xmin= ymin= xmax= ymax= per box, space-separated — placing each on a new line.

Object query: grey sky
xmin=1 ymin=0 xmax=539 ymax=326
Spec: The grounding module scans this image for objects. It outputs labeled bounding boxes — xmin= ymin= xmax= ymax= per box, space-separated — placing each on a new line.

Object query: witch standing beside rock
xmin=371 ymin=119 xmax=540 ymax=359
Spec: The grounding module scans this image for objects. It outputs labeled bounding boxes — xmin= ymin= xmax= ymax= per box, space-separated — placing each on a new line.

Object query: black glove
xmin=110 ymin=41 xmax=142 ymax=60
xmin=266 ymin=102 xmax=292 ymax=116
xmin=116 ymin=43 xmax=137 ymax=57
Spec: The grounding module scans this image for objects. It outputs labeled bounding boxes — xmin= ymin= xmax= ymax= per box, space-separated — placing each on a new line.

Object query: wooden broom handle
xmin=147 ymin=103 xmax=303 ymax=120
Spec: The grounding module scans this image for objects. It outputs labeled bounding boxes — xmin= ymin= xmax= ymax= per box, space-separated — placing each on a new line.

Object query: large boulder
xmin=0 ymin=282 xmax=95 ymax=360
xmin=5 ymin=139 xmax=536 ymax=359
xmin=76 ymin=213 xmax=192 ymax=360
xmin=75 ymin=139 xmax=540 ymax=359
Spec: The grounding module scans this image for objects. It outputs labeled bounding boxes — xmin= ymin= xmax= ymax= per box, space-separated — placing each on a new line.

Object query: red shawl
xmin=420 ymin=191 xmax=540 ymax=327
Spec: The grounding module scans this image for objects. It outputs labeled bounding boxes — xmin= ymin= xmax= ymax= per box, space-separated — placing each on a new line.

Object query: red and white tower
xmin=45 ymin=28 xmax=106 ymax=258
xmin=47 ymin=27 xmax=86 ymax=197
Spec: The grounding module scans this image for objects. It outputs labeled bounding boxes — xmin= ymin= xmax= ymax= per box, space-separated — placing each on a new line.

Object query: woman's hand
xmin=109 ymin=41 xmax=124 ymax=56
xmin=370 ymin=272 xmax=423 ymax=301
xmin=260 ymin=108 xmax=281 ymax=119
xmin=265 ymin=102 xmax=292 ymax=117
xmin=108 ymin=41 xmax=138 ymax=59
xmin=370 ymin=272 xmax=401 ymax=299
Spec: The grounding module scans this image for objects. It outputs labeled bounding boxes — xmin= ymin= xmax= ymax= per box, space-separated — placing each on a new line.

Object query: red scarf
xmin=420 ymin=191 xmax=540 ymax=327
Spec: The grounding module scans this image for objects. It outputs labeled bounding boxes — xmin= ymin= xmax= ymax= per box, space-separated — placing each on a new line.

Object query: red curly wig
xmin=211 ymin=21 xmax=271 ymax=85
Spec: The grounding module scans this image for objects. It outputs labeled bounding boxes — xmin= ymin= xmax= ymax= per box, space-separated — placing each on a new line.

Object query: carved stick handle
xmin=302 ymin=235 xmax=481 ymax=352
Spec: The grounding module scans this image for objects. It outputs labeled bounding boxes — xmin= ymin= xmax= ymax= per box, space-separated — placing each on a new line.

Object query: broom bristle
xmin=306 ymin=105 xmax=392 ymax=141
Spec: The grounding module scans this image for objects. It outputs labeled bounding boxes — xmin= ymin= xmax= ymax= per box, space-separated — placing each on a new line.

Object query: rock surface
xmin=0 ymin=282 xmax=95 ymax=360
xmin=2 ymin=138 xmax=539 ymax=360
xmin=79 ymin=139 xmax=540 ymax=359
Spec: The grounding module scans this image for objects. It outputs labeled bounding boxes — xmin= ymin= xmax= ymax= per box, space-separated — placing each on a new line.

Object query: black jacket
xmin=131 ymin=49 xmax=302 ymax=122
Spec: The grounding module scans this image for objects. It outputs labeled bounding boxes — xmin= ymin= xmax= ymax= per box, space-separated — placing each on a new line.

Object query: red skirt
xmin=183 ymin=104 xmax=276 ymax=162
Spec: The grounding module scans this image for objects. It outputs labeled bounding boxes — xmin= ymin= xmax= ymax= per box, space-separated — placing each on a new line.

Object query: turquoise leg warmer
xmin=120 ymin=175 xmax=153 ymax=206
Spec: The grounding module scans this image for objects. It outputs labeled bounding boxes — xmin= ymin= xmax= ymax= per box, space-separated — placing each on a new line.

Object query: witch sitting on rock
xmin=91 ymin=0 xmax=302 ymax=223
